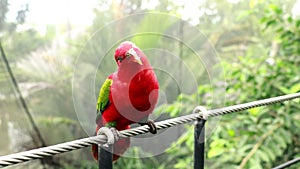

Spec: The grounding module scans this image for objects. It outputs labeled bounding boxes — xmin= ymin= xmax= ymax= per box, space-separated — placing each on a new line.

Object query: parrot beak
xmin=128 ymin=48 xmax=143 ymax=65
xmin=133 ymin=55 xmax=142 ymax=65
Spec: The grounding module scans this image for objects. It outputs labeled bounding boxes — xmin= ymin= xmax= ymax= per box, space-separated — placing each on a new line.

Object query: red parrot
xmin=92 ymin=41 xmax=159 ymax=161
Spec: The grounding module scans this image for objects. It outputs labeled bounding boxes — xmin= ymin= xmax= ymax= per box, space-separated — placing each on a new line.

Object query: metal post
xmin=98 ymin=144 xmax=113 ymax=169
xmin=194 ymin=119 xmax=206 ymax=169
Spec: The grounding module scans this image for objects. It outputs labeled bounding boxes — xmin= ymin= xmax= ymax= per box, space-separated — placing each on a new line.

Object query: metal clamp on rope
xmin=97 ymin=127 xmax=120 ymax=146
xmin=193 ymin=106 xmax=209 ymax=120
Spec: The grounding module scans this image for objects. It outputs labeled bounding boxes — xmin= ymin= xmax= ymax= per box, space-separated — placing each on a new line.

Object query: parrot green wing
xmin=96 ymin=78 xmax=113 ymax=122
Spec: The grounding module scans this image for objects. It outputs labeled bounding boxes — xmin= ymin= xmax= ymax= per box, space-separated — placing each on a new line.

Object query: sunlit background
xmin=1 ymin=0 xmax=300 ymax=168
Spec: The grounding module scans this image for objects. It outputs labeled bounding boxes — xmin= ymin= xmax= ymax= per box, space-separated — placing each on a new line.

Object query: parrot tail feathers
xmin=92 ymin=144 xmax=99 ymax=160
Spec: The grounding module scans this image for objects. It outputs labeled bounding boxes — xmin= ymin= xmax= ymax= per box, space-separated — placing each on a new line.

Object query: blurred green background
xmin=0 ymin=0 xmax=300 ymax=168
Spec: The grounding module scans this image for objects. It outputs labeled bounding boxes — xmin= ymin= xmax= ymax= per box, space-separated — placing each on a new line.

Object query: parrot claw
xmin=139 ymin=119 xmax=157 ymax=134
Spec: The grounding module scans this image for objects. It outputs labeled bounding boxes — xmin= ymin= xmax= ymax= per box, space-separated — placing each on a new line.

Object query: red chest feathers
xmin=110 ymin=69 xmax=159 ymax=122
xmin=129 ymin=69 xmax=159 ymax=111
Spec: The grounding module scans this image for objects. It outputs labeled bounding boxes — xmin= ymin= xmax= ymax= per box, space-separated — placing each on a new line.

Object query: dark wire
xmin=0 ymin=42 xmax=51 ymax=168
xmin=0 ymin=42 xmax=47 ymax=147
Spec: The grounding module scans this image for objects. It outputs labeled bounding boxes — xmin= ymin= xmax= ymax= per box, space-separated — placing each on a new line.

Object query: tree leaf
xmin=248 ymin=107 xmax=262 ymax=116
xmin=291 ymin=83 xmax=300 ymax=93
xmin=257 ymin=149 xmax=270 ymax=162
xmin=273 ymin=132 xmax=287 ymax=149
xmin=207 ymin=147 xmax=225 ymax=158
xmin=276 ymin=85 xmax=290 ymax=94
xmin=261 ymin=145 xmax=276 ymax=161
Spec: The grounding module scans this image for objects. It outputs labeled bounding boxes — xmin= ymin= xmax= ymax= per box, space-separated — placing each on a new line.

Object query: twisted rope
xmin=272 ymin=157 xmax=300 ymax=169
xmin=0 ymin=92 xmax=299 ymax=168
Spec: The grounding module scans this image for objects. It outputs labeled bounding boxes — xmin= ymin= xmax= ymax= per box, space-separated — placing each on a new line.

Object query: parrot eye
xmin=125 ymin=52 xmax=131 ymax=57
xmin=117 ymin=57 xmax=123 ymax=62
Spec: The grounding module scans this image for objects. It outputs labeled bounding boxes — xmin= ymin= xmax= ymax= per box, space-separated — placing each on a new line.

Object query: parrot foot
xmin=139 ymin=119 xmax=157 ymax=134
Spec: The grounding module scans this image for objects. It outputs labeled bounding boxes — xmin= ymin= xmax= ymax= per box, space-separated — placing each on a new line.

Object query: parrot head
xmin=114 ymin=41 xmax=143 ymax=66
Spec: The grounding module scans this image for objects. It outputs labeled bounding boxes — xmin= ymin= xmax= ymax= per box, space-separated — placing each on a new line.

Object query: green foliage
xmin=38 ymin=116 xmax=76 ymax=126
xmin=2 ymin=29 xmax=52 ymax=61
xmin=0 ymin=0 xmax=8 ymax=31
xmin=160 ymin=2 xmax=300 ymax=169
xmin=131 ymin=13 xmax=178 ymax=49
xmin=114 ymin=147 xmax=165 ymax=169
xmin=261 ymin=3 xmax=300 ymax=59
xmin=2 ymin=0 xmax=300 ymax=168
